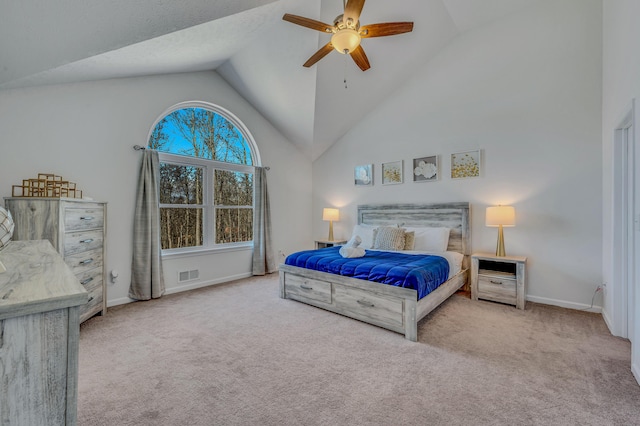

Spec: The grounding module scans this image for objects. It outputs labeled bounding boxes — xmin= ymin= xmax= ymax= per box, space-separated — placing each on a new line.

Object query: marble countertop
xmin=0 ymin=240 xmax=88 ymax=320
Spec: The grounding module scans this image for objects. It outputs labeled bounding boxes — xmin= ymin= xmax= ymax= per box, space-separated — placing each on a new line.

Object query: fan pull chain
xmin=344 ymin=54 xmax=349 ymax=89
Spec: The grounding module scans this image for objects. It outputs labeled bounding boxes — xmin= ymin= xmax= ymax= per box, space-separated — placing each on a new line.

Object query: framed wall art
xmin=382 ymin=160 xmax=403 ymax=185
xmin=450 ymin=149 xmax=481 ymax=179
xmin=413 ymin=156 xmax=438 ymax=182
xmin=354 ymin=164 xmax=373 ymax=186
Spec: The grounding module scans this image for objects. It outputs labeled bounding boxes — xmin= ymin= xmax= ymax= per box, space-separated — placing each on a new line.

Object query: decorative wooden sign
xmin=11 ymin=173 xmax=83 ymax=198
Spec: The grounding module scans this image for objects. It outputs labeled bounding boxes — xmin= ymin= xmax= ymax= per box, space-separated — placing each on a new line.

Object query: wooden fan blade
xmin=359 ymin=22 xmax=414 ymax=38
xmin=344 ymin=0 xmax=366 ymax=25
xmin=303 ymin=42 xmax=335 ymax=67
xmin=350 ymin=45 xmax=370 ymax=71
xmin=283 ymin=13 xmax=333 ymax=33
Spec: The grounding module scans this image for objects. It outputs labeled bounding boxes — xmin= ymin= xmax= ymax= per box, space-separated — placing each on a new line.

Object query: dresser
xmin=4 ymin=197 xmax=107 ymax=323
xmin=0 ymin=240 xmax=88 ymax=425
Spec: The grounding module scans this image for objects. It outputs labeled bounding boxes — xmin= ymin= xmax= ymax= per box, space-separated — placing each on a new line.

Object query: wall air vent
xmin=178 ymin=269 xmax=199 ymax=282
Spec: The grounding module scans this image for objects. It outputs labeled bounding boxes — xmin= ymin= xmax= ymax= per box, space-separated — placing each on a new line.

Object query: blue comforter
xmin=284 ymin=247 xmax=449 ymax=300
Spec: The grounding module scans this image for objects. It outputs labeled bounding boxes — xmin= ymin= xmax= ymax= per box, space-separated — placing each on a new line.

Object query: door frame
xmin=612 ymin=101 xmax=634 ymax=339
xmin=612 ymin=99 xmax=640 ymax=385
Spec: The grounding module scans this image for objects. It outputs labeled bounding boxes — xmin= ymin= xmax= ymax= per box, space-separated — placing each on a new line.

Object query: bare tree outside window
xmin=149 ymin=106 xmax=254 ymax=251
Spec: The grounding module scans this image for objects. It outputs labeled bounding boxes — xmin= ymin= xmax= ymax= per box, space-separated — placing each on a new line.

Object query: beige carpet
xmin=78 ymin=275 xmax=640 ymax=425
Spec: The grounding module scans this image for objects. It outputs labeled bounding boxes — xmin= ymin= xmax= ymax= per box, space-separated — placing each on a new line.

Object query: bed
xmin=279 ymin=203 xmax=471 ymax=341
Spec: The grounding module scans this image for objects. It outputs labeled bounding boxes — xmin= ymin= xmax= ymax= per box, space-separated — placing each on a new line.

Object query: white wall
xmin=0 ymin=71 xmax=312 ymax=305
xmin=313 ymin=0 xmax=603 ymax=310
xmin=602 ymin=0 xmax=640 ymax=383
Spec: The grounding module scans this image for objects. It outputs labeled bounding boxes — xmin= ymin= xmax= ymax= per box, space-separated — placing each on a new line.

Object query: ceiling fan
xmin=283 ymin=0 xmax=414 ymax=71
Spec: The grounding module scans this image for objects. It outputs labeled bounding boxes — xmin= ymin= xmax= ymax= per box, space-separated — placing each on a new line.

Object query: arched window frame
xmin=148 ymin=101 xmax=261 ymax=257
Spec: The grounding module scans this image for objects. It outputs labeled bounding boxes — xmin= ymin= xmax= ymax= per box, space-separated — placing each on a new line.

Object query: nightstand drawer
xmin=477 ymin=275 xmax=516 ymax=304
xmin=284 ymin=275 xmax=332 ymax=304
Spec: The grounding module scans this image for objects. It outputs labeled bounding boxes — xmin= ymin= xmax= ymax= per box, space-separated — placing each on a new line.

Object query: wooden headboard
xmin=357 ymin=203 xmax=471 ymax=268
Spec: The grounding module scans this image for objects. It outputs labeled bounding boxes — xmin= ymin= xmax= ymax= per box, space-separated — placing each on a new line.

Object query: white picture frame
xmin=413 ymin=155 xmax=439 ymax=182
xmin=450 ymin=149 xmax=481 ymax=179
xmin=354 ymin=164 xmax=373 ymax=186
xmin=382 ymin=160 xmax=403 ymax=185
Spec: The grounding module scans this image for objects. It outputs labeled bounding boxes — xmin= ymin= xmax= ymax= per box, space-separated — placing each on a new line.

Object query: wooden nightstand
xmin=471 ymin=253 xmax=527 ymax=309
xmin=315 ymin=239 xmax=347 ymax=249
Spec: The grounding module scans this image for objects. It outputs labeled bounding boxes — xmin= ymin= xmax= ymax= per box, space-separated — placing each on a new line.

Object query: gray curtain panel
xmin=252 ymin=167 xmax=276 ymax=275
xmin=129 ymin=149 xmax=165 ymax=300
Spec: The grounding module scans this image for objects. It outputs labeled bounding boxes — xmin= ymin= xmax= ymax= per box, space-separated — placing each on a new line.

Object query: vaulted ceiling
xmin=0 ymin=0 xmax=543 ymax=160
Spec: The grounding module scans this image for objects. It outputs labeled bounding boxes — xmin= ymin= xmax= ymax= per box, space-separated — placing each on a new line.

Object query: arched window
xmin=148 ymin=101 xmax=259 ymax=253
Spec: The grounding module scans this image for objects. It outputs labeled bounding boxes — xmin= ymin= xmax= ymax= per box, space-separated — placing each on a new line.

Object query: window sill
xmin=161 ymin=243 xmax=252 ymax=260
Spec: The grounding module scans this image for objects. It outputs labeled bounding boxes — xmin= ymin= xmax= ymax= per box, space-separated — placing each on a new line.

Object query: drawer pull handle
xmin=81 ymin=277 xmax=94 ymax=285
xmin=80 ymin=216 xmax=94 ymax=221
xmin=80 ymin=239 xmax=94 ymax=244
xmin=79 ymin=258 xmax=94 ymax=265
xmin=300 ymin=285 xmax=313 ymax=290
xmin=88 ymin=296 xmax=94 ymax=303
xmin=490 ymin=280 xmax=503 ymax=285
xmin=357 ymin=300 xmax=375 ymax=308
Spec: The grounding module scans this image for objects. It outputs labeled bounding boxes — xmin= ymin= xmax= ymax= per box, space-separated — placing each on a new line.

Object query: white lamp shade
xmin=331 ymin=29 xmax=361 ymax=54
xmin=322 ymin=208 xmax=340 ymax=222
xmin=486 ymin=206 xmax=515 ymax=227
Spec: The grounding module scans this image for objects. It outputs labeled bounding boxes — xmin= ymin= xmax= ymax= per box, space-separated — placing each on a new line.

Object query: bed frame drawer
xmin=334 ymin=284 xmax=404 ymax=329
xmin=477 ymin=274 xmax=516 ymax=305
xmin=284 ymin=275 xmax=332 ymax=304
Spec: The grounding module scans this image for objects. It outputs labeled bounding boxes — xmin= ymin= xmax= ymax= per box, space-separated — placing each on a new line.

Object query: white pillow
xmin=351 ymin=224 xmax=378 ymax=249
xmin=403 ymin=227 xmax=450 ymax=252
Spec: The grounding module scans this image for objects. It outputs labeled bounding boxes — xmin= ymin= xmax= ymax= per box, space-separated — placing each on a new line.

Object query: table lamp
xmin=486 ymin=205 xmax=515 ymax=257
xmin=322 ymin=208 xmax=339 ymax=241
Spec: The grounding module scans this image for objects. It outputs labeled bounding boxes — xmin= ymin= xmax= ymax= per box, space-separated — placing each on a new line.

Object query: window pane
xmin=216 ymin=208 xmax=253 ymax=243
xmin=150 ymin=108 xmax=253 ymax=165
xmin=160 ymin=208 xmax=203 ymax=249
xmin=159 ymin=163 xmax=203 ymax=205
xmin=214 ymin=170 xmax=253 ymax=206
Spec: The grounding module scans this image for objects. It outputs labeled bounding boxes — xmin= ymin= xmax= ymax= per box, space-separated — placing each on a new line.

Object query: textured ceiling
xmin=0 ymin=0 xmax=544 ymax=160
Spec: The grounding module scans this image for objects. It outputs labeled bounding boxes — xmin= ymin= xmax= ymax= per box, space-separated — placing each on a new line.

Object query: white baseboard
xmin=601 ymin=308 xmax=615 ymax=334
xmin=107 ymin=296 xmax=136 ymax=307
xmin=164 ymin=272 xmax=253 ymax=295
xmin=107 ymin=272 xmax=253 ymax=308
xmin=526 ymin=294 xmax=603 ymax=313
xmin=633 ymin=361 xmax=640 ymax=386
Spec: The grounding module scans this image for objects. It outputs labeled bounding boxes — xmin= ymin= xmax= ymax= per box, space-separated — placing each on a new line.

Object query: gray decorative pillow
xmin=373 ymin=226 xmax=406 ymax=251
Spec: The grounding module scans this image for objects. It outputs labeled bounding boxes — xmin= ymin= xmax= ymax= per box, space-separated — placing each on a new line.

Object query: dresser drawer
xmin=477 ymin=274 xmax=516 ymax=304
xmin=81 ymin=286 xmax=104 ymax=323
xmin=334 ymin=285 xmax=404 ymax=329
xmin=64 ymin=207 xmax=104 ymax=231
xmin=76 ymin=267 xmax=103 ymax=292
xmin=284 ymin=275 xmax=332 ymax=304
xmin=64 ymin=229 xmax=103 ymax=256
xmin=64 ymin=249 xmax=103 ymax=276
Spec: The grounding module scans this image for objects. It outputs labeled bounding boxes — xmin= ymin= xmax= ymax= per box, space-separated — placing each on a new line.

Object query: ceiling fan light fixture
xmin=331 ymin=28 xmax=361 ymax=54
